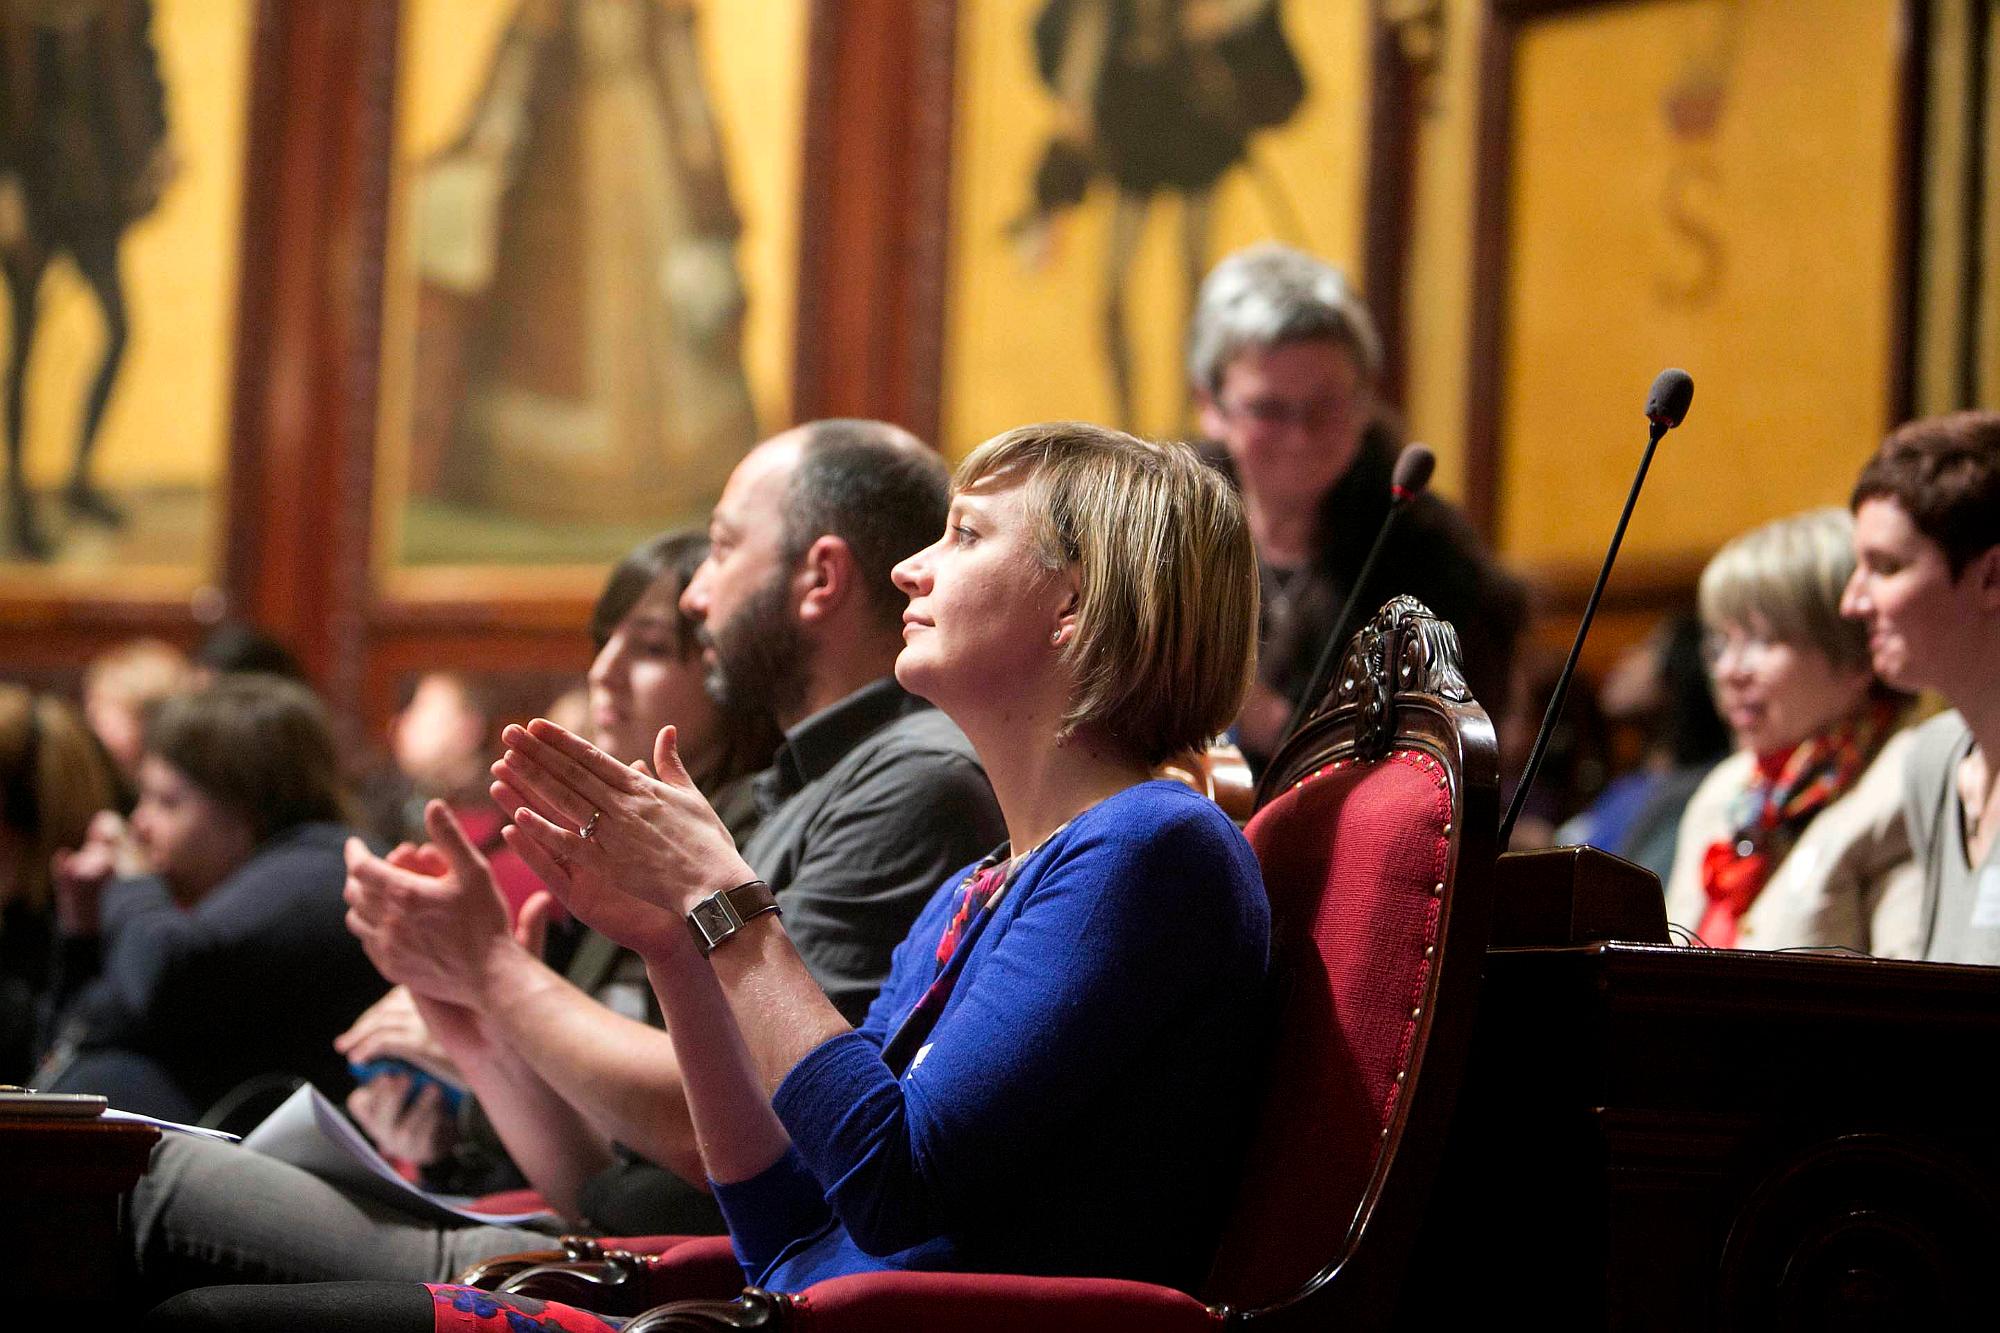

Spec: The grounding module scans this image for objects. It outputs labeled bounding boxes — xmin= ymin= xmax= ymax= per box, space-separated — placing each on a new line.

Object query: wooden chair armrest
xmin=456 ymin=1234 xmax=610 ymax=1288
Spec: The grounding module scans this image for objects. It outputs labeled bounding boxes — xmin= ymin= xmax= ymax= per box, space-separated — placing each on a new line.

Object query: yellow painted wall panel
xmin=1498 ymin=0 xmax=1900 ymax=571
xmin=944 ymin=0 xmax=1370 ymax=457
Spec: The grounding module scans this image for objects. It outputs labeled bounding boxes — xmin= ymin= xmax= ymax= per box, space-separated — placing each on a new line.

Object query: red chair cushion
xmin=789 ymin=1270 xmax=1221 ymax=1332
xmin=466 ymin=1188 xmax=547 ymax=1216
xmin=1206 ymin=748 xmax=1454 ymax=1309
xmin=628 ymin=1233 xmax=745 ymax=1303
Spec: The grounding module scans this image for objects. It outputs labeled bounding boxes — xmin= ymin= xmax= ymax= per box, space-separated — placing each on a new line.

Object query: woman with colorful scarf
xmin=1664 ymin=508 xmax=1920 ymax=955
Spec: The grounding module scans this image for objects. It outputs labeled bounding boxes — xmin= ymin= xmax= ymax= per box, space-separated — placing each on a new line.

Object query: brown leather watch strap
xmin=685 ymin=879 xmax=780 ymax=957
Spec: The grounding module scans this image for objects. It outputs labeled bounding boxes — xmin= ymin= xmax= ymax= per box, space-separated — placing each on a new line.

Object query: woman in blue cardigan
xmin=149 ymin=423 xmax=1271 ymax=1331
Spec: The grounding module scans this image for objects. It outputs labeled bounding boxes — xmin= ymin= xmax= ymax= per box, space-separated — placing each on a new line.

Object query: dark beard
xmin=703 ymin=568 xmax=810 ymax=725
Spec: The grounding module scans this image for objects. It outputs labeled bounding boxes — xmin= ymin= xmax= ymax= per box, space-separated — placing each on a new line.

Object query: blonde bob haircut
xmin=954 ymin=422 xmax=1258 ymax=766
xmin=1698 ymin=507 xmax=1871 ymax=674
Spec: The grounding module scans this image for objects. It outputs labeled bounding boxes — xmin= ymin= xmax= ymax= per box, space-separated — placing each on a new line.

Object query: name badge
xmin=1971 ymin=866 xmax=2000 ymax=929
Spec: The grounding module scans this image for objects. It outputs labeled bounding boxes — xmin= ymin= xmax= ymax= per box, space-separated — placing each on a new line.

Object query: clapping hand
xmin=492 ymin=719 xmax=754 ymax=960
xmin=343 ymin=802 xmax=520 ymax=1008
xmin=49 ymin=809 xmax=129 ymax=935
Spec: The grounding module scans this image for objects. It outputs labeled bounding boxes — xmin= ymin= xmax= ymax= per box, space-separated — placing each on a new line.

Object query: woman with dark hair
xmin=339 ymin=529 xmax=779 ymax=1204
xmin=1842 ymin=411 xmax=2000 ymax=962
xmin=582 ymin=528 xmax=775 ymax=833
xmin=39 ymin=673 xmax=385 ymax=1121
xmin=0 ymin=685 xmax=121 ymax=1081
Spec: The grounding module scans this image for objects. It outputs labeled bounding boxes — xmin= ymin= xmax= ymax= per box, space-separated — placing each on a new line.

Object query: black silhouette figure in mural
xmin=1011 ymin=0 xmax=1306 ymax=433
xmin=0 ymin=0 xmax=174 ymax=560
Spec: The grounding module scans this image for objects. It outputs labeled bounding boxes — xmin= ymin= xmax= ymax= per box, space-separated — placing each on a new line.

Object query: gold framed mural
xmin=942 ymin=0 xmax=1374 ymax=456
xmin=371 ymin=0 xmax=807 ymax=601
xmin=0 ymin=0 xmax=253 ymax=597
xmin=1483 ymin=0 xmax=1906 ymax=578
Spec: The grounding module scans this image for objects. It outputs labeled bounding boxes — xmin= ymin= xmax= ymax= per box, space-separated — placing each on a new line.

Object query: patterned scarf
xmin=882 ymin=822 xmax=1069 ymax=1074
xmin=878 ymin=852 xmax=1012 ymax=1075
xmin=1698 ymin=697 xmax=1901 ymax=947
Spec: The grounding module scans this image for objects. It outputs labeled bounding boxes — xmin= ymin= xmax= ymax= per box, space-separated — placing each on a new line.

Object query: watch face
xmin=688 ymin=895 xmax=740 ymax=954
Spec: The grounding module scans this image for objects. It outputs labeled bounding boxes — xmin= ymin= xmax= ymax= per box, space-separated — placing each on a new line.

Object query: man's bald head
xmin=777 ymin=419 xmax=950 ymax=630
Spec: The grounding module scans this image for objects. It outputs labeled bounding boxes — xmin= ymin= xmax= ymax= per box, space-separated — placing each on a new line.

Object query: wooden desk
xmin=0 ymin=1116 xmax=159 ymax=1312
xmin=1400 ymin=944 xmax=2000 ymax=1330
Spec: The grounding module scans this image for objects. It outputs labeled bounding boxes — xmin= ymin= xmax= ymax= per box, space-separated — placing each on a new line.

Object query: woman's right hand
xmin=49 ymin=809 xmax=127 ymax=936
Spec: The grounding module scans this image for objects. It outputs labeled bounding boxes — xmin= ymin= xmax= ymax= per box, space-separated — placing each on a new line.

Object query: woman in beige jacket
xmin=1663 ymin=508 xmax=1921 ymax=956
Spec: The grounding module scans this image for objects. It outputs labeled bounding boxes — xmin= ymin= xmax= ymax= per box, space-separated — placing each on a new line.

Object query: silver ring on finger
xmin=579 ymin=810 xmax=602 ymax=841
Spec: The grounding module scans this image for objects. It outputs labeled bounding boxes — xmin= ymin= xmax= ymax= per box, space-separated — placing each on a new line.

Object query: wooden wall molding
xmin=792 ymin=0 xmax=958 ymax=444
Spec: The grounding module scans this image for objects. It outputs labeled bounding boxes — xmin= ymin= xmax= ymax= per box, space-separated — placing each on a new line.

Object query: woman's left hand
xmin=493 ymin=719 xmax=754 ymax=960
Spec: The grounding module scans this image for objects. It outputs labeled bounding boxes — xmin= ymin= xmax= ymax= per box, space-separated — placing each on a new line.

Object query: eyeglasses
xmin=1215 ymin=391 xmax=1367 ymax=434
xmin=1701 ymin=628 xmax=1782 ymax=672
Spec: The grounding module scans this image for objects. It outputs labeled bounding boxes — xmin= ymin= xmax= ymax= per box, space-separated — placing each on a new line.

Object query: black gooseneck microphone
xmin=1498 ymin=368 xmax=1694 ymax=847
xmin=1274 ymin=442 xmax=1437 ymax=754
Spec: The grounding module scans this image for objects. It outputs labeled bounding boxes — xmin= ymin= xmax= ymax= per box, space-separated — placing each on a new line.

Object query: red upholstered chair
xmin=494 ymin=596 xmax=1498 ymax=1331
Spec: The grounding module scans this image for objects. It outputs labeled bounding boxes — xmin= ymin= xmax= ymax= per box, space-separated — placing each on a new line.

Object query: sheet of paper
xmin=101 ymin=1108 xmax=240 ymax=1142
xmin=241 ymin=1084 xmax=555 ymax=1227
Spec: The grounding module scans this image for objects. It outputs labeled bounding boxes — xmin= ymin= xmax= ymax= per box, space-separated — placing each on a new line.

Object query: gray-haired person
xmin=1189 ymin=242 xmax=1525 ymax=766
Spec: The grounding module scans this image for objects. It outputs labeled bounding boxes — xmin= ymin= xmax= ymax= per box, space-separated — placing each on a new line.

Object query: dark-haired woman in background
xmin=40 ymin=674 xmax=386 ymax=1120
xmin=335 ymin=529 xmax=778 ymax=1209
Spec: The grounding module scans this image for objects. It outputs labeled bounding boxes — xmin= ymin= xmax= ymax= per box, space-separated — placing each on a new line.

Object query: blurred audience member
xmin=540 ymin=684 xmax=590 ymax=741
xmin=82 ymin=637 xmax=194 ymax=785
xmin=1843 ymin=413 xmax=2000 ymax=962
xmin=39 ymin=674 xmax=385 ymax=1120
xmin=1498 ymin=649 xmax=1612 ymax=850
xmin=1189 ymin=242 xmax=1525 ymax=767
xmin=384 ymin=672 xmax=538 ymax=921
xmin=1666 ymin=509 xmax=1917 ymax=954
xmin=1558 ymin=612 xmax=1731 ymax=881
xmin=0 ymin=687 xmax=120 ymax=1081
xmin=192 ymin=621 xmax=304 ymax=684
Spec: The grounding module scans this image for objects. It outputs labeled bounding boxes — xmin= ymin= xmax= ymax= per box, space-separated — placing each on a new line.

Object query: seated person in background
xmin=74 ymin=639 xmax=197 ymax=890
xmin=128 ymin=420 xmax=1004 ymax=1302
xmin=1559 ymin=612 xmax=1732 ymax=882
xmin=82 ymin=637 xmax=194 ymax=787
xmin=377 ymin=671 xmax=542 ymax=921
xmin=191 ymin=621 xmax=305 ymax=685
xmin=0 ymin=686 xmax=121 ymax=1082
xmin=148 ymin=422 xmax=1272 ymax=1333
xmin=336 ymin=531 xmax=776 ymax=1202
xmin=39 ymin=674 xmax=387 ymax=1120
xmin=1841 ymin=412 xmax=2000 ymax=963
xmin=1666 ymin=509 xmax=1918 ymax=954
xmin=1188 ymin=242 xmax=1525 ymax=768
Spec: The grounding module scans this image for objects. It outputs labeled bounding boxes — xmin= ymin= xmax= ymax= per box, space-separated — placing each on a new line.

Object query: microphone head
xmin=1390 ymin=443 xmax=1435 ymax=502
xmin=1645 ymin=368 xmax=1695 ymax=429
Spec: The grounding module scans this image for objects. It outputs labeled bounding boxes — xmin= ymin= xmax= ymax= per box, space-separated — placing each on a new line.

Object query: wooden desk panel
xmin=1400 ymin=945 xmax=2000 ymax=1331
xmin=0 ymin=1117 xmax=160 ymax=1313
